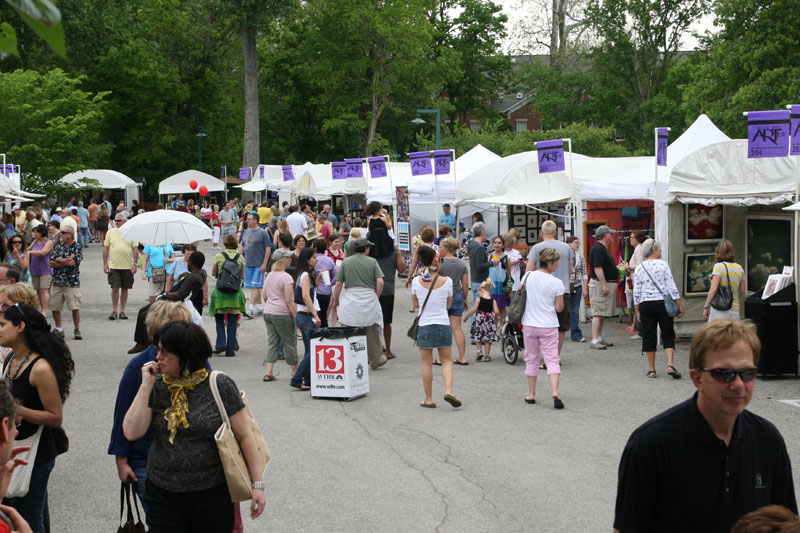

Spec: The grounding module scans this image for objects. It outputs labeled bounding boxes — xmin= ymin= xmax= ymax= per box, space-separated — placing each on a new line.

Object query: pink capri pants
xmin=522 ymin=325 xmax=561 ymax=377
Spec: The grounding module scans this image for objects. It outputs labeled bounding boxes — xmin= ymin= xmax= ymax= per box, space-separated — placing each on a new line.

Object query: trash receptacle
xmin=310 ymin=327 xmax=369 ymax=400
xmin=744 ymin=283 xmax=798 ymax=377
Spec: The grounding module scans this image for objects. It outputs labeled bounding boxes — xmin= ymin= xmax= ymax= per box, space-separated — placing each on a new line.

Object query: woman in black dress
xmin=365 ymin=201 xmax=394 ymax=260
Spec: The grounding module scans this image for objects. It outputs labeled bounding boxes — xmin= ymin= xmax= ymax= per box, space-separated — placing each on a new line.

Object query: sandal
xmin=647 ymin=370 xmax=657 ymax=378
xmin=386 ymin=353 xmax=396 ymax=360
xmin=433 ymin=360 xmax=441 ymax=366
xmin=420 ymin=401 xmax=436 ymax=408
xmin=443 ymin=394 xmax=462 ymax=408
xmin=454 ymin=360 xmax=469 ymax=366
xmin=666 ymin=365 xmax=682 ymax=379
xmin=262 ymin=375 xmax=276 ymax=382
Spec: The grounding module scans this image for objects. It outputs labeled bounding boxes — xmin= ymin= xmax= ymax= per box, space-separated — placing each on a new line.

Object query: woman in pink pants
xmin=521 ymin=247 xmax=565 ymax=409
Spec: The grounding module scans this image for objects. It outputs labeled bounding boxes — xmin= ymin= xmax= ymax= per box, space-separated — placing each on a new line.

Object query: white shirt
xmin=286 ymin=212 xmax=308 ymax=237
xmin=633 ymin=259 xmax=681 ymax=306
xmin=296 ymin=272 xmax=320 ymax=312
xmin=521 ymin=270 xmax=563 ymax=328
xmin=505 ymin=248 xmax=523 ymax=290
xmin=412 ymin=276 xmax=453 ymax=327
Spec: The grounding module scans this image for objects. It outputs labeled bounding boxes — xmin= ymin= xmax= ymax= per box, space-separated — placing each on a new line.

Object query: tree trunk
xmin=241 ymin=25 xmax=260 ymax=170
xmin=550 ymin=0 xmax=560 ymax=70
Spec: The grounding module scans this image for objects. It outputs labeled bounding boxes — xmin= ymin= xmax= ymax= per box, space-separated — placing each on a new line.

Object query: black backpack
xmin=216 ymin=253 xmax=241 ymax=293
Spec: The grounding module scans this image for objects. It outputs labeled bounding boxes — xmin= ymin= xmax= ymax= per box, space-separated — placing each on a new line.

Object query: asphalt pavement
xmin=50 ymin=239 xmax=800 ymax=532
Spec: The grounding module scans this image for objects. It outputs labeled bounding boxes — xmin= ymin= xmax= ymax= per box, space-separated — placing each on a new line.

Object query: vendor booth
xmin=158 ymin=170 xmax=226 ymax=204
xmin=60 ymin=169 xmax=141 ymax=207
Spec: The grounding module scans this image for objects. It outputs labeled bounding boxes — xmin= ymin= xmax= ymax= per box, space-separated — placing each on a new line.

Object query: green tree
xmin=0 ymin=68 xmax=111 ymax=195
xmin=0 ymin=0 xmax=64 ymax=58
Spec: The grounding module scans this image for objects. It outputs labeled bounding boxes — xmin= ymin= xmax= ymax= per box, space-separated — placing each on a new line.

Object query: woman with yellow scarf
xmin=123 ymin=322 xmax=266 ymax=531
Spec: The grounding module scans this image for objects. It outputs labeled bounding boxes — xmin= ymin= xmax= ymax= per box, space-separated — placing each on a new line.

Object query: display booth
xmin=60 ymin=169 xmax=142 ymax=208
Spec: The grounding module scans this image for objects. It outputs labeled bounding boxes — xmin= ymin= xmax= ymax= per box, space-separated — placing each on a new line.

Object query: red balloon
xmin=189 ymin=179 xmax=198 ymax=190
xmin=199 ymin=185 xmax=208 ymax=196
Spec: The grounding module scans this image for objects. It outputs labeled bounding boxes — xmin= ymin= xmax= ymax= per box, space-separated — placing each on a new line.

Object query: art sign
xmin=345 ymin=158 xmax=363 ymax=178
xmin=331 ymin=162 xmax=346 ymax=180
xmin=656 ymin=128 xmax=668 ymax=166
xmin=367 ymin=156 xmax=387 ymax=178
xmin=282 ymin=165 xmax=294 ymax=182
xmin=747 ymin=110 xmax=790 ymax=158
xmin=408 ymin=151 xmax=432 ymax=176
xmin=791 ymin=105 xmax=800 ymax=157
xmin=433 ymin=149 xmax=450 ymax=175
xmin=537 ymin=139 xmax=565 ymax=174
xmin=238 ymin=167 xmax=250 ymax=181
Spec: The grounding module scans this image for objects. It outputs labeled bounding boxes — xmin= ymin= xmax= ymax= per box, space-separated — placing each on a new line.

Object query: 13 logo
xmin=315 ymin=346 xmax=344 ymax=374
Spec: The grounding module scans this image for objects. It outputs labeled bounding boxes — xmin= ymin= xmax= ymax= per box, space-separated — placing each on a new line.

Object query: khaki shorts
xmin=31 ymin=275 xmax=52 ymax=291
xmin=589 ymin=279 xmax=616 ymax=317
xmin=50 ymin=285 xmax=81 ymax=312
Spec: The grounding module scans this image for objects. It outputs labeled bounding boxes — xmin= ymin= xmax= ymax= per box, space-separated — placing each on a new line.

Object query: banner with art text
xmin=408 ymin=152 xmax=432 ymax=176
xmin=747 ymin=110 xmax=790 ymax=158
xmin=656 ymin=128 xmax=668 ymax=166
xmin=537 ymin=139 xmax=565 ymax=174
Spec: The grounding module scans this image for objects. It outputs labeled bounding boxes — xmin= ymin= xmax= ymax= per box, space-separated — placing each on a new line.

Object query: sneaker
xmin=577 ymin=338 xmax=586 ymax=343
xmin=74 ymin=329 xmax=82 ymax=340
xmin=630 ymin=334 xmax=642 ymax=340
xmin=590 ymin=342 xmax=607 ymax=350
xmin=483 ymin=355 xmax=492 ymax=362
xmin=476 ymin=352 xmax=484 ymax=362
xmin=599 ymin=339 xmax=614 ymax=347
xmin=53 ymin=329 xmax=65 ymax=339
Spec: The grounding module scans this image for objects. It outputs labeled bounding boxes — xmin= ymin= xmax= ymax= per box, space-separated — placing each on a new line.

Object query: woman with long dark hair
xmin=365 ymin=201 xmax=394 ymax=260
xmin=0 ymin=304 xmax=74 ymax=532
xmin=289 ymin=248 xmax=321 ymax=391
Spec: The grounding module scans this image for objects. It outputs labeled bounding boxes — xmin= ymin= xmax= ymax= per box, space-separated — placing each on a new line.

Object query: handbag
xmin=5 ymin=425 xmax=42 ymax=498
xmin=53 ymin=426 xmax=69 ymax=455
xmin=507 ymin=272 xmax=531 ymax=324
xmin=407 ymin=274 xmax=439 ymax=343
xmin=640 ymin=263 xmax=681 ymax=318
xmin=501 ymin=257 xmax=514 ymax=294
xmin=710 ymin=262 xmax=734 ymax=311
xmin=117 ymin=481 xmax=146 ymax=533
xmin=210 ymin=370 xmax=271 ymax=502
xmin=150 ymin=246 xmax=168 ymax=284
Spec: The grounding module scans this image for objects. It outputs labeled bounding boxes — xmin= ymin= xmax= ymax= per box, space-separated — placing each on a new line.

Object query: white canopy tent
xmin=235 ymin=165 xmax=285 ymax=192
xmin=158 ymin=170 xmax=225 ymax=195
xmin=60 ymin=169 xmax=140 ymax=206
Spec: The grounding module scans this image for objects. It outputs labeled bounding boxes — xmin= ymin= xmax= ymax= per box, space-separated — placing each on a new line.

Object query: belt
xmin=297 ymin=311 xmax=312 ymax=315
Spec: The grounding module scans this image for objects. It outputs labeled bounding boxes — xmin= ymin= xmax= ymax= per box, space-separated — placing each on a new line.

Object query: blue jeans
xmin=570 ymin=285 xmax=583 ymax=340
xmin=79 ymin=226 xmax=90 ymax=247
xmin=470 ymin=281 xmax=482 ymax=327
xmin=215 ymin=313 xmax=239 ymax=356
xmin=6 ymin=458 xmax=54 ymax=533
xmin=290 ymin=312 xmax=316 ymax=387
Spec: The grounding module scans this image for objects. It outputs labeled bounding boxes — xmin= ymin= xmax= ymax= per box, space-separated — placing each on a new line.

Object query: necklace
xmin=8 ymin=351 xmax=33 ymax=381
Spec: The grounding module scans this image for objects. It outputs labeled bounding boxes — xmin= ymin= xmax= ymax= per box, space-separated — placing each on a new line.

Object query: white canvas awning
xmin=61 ymin=169 xmax=137 ymax=190
xmin=235 ymin=165 xmax=285 ymax=192
xmin=158 ymin=170 xmax=225 ymax=195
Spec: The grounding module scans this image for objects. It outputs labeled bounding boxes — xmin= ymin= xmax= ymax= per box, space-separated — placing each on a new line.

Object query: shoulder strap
xmin=723 ymin=262 xmax=730 ymax=283
xmin=209 ymin=370 xmax=231 ymax=427
xmin=640 ymin=263 xmax=667 ymax=298
xmin=418 ymin=274 xmax=439 ymax=318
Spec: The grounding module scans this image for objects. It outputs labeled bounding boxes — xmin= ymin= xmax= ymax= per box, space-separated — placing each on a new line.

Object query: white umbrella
xmin=118 ymin=209 xmax=211 ymax=246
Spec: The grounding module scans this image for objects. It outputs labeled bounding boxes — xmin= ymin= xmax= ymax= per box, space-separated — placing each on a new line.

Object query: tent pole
xmin=433 ymin=152 xmax=439 ymax=229
xmin=451 ymin=149 xmax=458 ymax=237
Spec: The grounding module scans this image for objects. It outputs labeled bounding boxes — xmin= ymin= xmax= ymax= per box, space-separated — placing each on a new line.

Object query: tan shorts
xmin=50 ymin=285 xmax=81 ymax=311
xmin=31 ymin=275 xmax=52 ymax=291
xmin=149 ymin=278 xmax=167 ymax=297
xmin=589 ymin=279 xmax=616 ymax=317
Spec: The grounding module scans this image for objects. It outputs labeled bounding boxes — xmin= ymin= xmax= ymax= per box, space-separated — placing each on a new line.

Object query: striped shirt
xmin=712 ymin=262 xmax=744 ymax=311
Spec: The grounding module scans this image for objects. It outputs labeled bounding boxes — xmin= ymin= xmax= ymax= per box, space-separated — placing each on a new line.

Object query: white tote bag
xmin=5 ymin=425 xmax=43 ymax=498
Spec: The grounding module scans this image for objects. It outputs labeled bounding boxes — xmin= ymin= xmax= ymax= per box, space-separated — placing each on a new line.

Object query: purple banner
xmin=747 ymin=110 xmax=790 ymax=158
xmin=282 ymin=165 xmax=294 ymax=182
xmin=331 ymin=162 xmax=347 ymax=180
xmin=238 ymin=167 xmax=250 ymax=181
xmin=433 ymin=150 xmax=451 ymax=175
xmin=791 ymin=105 xmax=800 ymax=157
xmin=409 ymin=151 xmax=432 ymax=176
xmin=220 ymin=166 xmax=227 ymax=179
xmin=537 ymin=139 xmax=565 ymax=174
xmin=0 ymin=165 xmax=13 ymax=177
xmin=345 ymin=158 xmax=363 ymax=178
xmin=259 ymin=166 xmax=265 ymax=179
xmin=656 ymin=128 xmax=668 ymax=166
xmin=367 ymin=156 xmax=387 ymax=178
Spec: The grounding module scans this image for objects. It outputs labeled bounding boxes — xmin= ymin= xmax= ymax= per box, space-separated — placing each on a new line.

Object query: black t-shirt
xmin=589 ymin=242 xmax=617 ymax=281
xmin=614 ymin=393 xmax=797 ymax=533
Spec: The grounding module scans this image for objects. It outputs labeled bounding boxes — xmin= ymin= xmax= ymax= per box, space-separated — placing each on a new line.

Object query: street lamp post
xmin=196 ymin=126 xmax=208 ymax=172
xmin=411 ymin=109 xmax=441 ymax=149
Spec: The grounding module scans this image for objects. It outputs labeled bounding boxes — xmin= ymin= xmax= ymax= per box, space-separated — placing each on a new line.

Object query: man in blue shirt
xmin=76 ymin=201 xmax=91 ymax=247
xmin=239 ymin=212 xmax=272 ymax=316
xmin=439 ymin=203 xmax=456 ymax=233
xmin=171 ymin=193 xmax=185 ymax=210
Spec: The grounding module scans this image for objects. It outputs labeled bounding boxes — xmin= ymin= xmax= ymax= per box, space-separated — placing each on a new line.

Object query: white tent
xmin=668 ymin=139 xmax=797 ymax=206
xmin=158 ymin=170 xmax=225 ymax=195
xmin=60 ymin=169 xmax=140 ymax=206
xmin=236 ymin=165 xmax=285 ymax=192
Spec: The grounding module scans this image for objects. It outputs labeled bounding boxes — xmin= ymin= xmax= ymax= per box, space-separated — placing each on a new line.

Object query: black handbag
xmin=407 ymin=275 xmax=438 ymax=343
xmin=710 ymin=262 xmax=733 ymax=311
xmin=118 ymin=481 xmax=145 ymax=533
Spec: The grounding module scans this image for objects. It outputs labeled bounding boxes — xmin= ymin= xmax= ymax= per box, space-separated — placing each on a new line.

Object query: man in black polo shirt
xmin=614 ymin=319 xmax=796 ymax=533
xmin=588 ymin=225 xmax=618 ymax=349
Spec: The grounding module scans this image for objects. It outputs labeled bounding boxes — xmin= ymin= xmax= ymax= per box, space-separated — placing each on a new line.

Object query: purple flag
xmin=345 ymin=158 xmax=363 ymax=178
xmin=259 ymin=166 xmax=265 ymax=179
xmin=791 ymin=105 xmax=800 ymax=157
xmin=0 ymin=165 xmax=13 ymax=177
xmin=220 ymin=166 xmax=227 ymax=179
xmin=368 ymin=156 xmax=387 ymax=178
xmin=433 ymin=150 xmax=451 ymax=175
xmin=409 ymin=151 xmax=432 ymax=176
xmin=656 ymin=128 xmax=668 ymax=166
xmin=747 ymin=110 xmax=790 ymax=158
xmin=282 ymin=165 xmax=294 ymax=182
xmin=537 ymin=139 xmax=565 ymax=174
xmin=331 ymin=162 xmax=347 ymax=180
xmin=238 ymin=167 xmax=250 ymax=181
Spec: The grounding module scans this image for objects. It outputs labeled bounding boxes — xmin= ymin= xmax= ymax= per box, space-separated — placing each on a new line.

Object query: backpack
xmin=216 ymin=252 xmax=242 ymax=293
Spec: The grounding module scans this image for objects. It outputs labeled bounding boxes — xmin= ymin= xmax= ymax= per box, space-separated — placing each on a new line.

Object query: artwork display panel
xmin=746 ymin=216 xmax=793 ymax=292
xmin=684 ymin=253 xmax=716 ymax=295
xmin=685 ymin=204 xmax=724 ymax=244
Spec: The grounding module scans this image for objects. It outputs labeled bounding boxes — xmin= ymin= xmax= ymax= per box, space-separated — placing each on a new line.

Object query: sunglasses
xmin=701 ymin=367 xmax=758 ymax=383
xmin=1 ymin=302 xmax=25 ymax=317
xmin=9 ymin=241 xmax=21 ymax=245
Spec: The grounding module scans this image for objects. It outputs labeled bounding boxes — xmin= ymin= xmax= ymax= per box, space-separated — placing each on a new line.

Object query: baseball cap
xmin=351 ymin=237 xmax=375 ymax=250
xmin=272 ymin=248 xmax=293 ymax=261
xmin=594 ymin=225 xmax=617 ymax=239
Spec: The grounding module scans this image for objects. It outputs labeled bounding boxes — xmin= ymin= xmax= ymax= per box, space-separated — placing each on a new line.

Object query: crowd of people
xmin=0 ymin=191 xmax=790 ymax=532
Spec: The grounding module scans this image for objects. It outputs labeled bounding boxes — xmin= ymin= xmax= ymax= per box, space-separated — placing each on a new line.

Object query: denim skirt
xmin=447 ymin=292 xmax=465 ymax=317
xmin=417 ymin=324 xmax=453 ymax=349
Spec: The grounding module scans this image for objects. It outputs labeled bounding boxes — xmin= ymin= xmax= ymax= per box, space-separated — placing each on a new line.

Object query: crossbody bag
xmin=640 ymin=263 xmax=680 ymax=317
xmin=407 ymin=274 xmax=439 ymax=343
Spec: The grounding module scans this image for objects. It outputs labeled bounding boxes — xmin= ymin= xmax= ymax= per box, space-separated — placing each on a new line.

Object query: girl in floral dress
xmin=463 ymin=279 xmax=500 ymax=362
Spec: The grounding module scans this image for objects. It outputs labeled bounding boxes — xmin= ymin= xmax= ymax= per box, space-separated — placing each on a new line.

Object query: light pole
xmin=196 ymin=126 xmax=207 ymax=171
xmin=411 ymin=109 xmax=441 ymax=149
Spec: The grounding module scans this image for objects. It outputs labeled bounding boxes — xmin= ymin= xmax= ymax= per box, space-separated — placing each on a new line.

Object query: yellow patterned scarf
xmin=162 ymin=368 xmax=209 ymax=444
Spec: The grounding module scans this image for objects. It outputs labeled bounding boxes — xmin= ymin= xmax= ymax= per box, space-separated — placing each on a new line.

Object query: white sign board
xmin=311 ymin=333 xmax=369 ymax=400
xmin=397 ymin=221 xmax=410 ymax=251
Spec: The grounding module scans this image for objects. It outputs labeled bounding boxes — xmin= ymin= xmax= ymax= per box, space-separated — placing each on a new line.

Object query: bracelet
xmin=252 ymin=481 xmax=265 ymax=490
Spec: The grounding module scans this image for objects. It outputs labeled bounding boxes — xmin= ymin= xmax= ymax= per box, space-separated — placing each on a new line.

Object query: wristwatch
xmin=252 ymin=481 xmax=265 ymax=490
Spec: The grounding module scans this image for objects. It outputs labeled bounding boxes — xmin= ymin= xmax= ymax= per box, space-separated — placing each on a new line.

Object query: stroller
xmin=501 ymin=320 xmax=524 ymax=365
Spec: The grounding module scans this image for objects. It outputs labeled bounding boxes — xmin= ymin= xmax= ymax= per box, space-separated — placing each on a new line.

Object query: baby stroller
xmin=501 ymin=320 xmax=524 ymax=365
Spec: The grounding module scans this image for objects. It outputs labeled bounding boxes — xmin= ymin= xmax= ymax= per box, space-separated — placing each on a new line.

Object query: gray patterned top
xmin=147 ymin=373 xmax=244 ymax=492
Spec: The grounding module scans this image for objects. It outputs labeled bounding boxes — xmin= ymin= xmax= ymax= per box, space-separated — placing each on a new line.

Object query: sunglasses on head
xmin=701 ymin=367 xmax=758 ymax=383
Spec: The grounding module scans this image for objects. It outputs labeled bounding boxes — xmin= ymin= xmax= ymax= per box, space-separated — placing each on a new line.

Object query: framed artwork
xmin=538 ymin=214 xmax=550 ymax=227
xmin=684 ymin=252 xmax=716 ymax=295
xmin=512 ymin=205 xmax=526 ymax=214
xmin=746 ymin=215 xmax=793 ymax=292
xmin=527 ymin=214 xmax=538 ymax=227
xmin=685 ymin=204 xmax=724 ymax=244
xmin=513 ymin=214 xmax=526 ymax=227
xmin=517 ymin=227 xmax=527 ymax=240
xmin=564 ymin=216 xmax=572 ymax=232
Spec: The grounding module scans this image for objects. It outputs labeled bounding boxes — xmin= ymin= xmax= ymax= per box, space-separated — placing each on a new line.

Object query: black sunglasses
xmin=701 ymin=367 xmax=758 ymax=383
